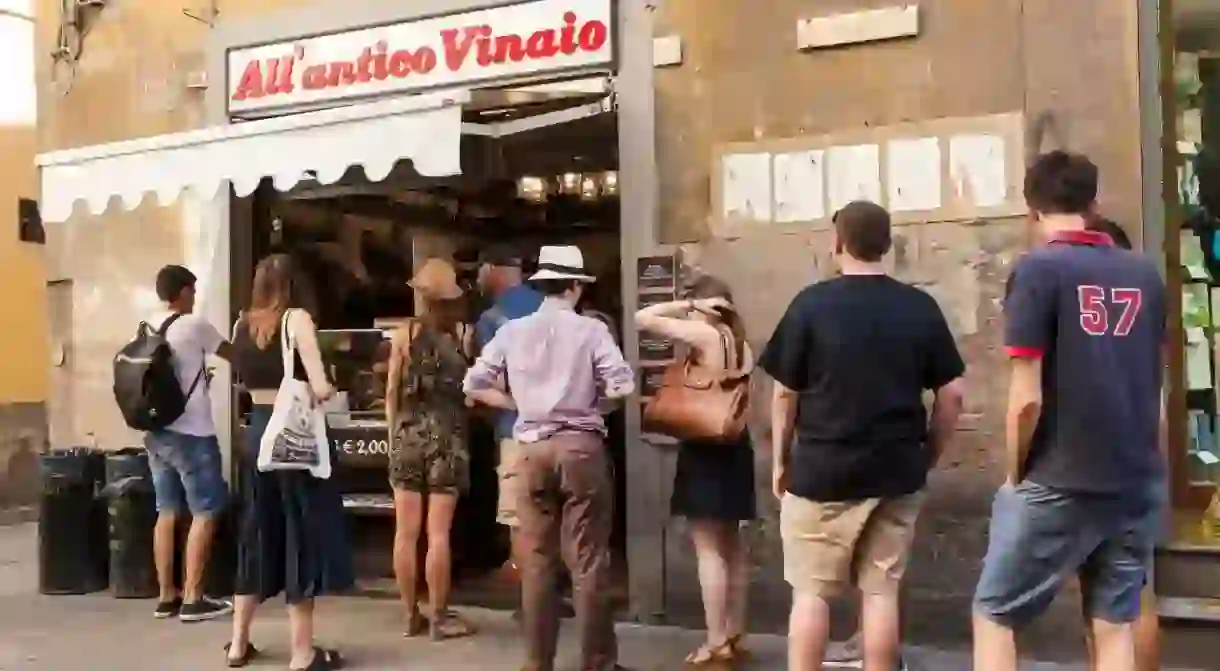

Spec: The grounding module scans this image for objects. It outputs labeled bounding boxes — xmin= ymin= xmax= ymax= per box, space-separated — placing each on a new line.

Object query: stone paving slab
xmin=0 ymin=523 xmax=1204 ymax=670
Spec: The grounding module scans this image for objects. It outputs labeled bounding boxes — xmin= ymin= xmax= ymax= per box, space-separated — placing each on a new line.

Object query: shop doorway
xmin=231 ymin=88 xmax=625 ymax=610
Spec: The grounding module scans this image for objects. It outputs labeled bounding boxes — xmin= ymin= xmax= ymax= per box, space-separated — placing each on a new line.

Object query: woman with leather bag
xmin=636 ymin=275 xmax=756 ymax=669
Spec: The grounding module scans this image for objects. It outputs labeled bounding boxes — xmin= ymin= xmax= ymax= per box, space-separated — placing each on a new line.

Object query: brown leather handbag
xmin=643 ymin=328 xmax=750 ymax=442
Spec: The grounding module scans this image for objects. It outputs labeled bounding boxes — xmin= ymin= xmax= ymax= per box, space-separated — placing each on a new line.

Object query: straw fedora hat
xmin=528 ymin=245 xmax=596 ymax=283
xmin=408 ymin=258 xmax=464 ymax=300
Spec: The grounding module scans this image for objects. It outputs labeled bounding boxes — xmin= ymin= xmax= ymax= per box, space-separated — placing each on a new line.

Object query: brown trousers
xmin=516 ymin=432 xmax=617 ymax=671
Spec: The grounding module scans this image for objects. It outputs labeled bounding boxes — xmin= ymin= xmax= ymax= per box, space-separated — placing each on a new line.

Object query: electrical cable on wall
xmin=50 ymin=0 xmax=108 ymax=96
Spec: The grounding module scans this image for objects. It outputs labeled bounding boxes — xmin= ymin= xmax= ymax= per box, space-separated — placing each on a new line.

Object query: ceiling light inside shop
xmin=601 ymin=171 xmax=618 ymax=196
xmin=580 ymin=175 xmax=601 ymax=201
xmin=558 ymin=172 xmax=582 ymax=195
xmin=517 ymin=176 xmax=547 ymax=202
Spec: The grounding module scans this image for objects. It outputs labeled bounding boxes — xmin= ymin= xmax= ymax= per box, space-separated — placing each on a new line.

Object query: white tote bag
xmin=256 ymin=309 xmax=332 ymax=479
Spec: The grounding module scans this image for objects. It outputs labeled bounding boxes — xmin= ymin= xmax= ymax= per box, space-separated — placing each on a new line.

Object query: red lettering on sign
xmin=232 ymin=59 xmax=265 ymax=100
xmin=302 ymin=64 xmax=328 ymax=90
xmin=443 ymin=26 xmax=484 ymax=71
xmin=560 ymin=12 xmax=579 ymax=54
xmin=371 ymin=41 xmax=390 ymax=80
xmin=525 ymin=28 xmax=560 ymax=59
xmin=230 ymin=11 xmax=611 ymax=104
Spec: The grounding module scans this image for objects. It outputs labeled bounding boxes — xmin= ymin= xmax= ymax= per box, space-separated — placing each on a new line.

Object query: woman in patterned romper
xmin=386 ymin=258 xmax=476 ymax=640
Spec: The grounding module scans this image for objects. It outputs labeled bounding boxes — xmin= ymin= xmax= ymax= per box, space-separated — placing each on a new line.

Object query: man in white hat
xmin=464 ymin=245 xmax=635 ymax=671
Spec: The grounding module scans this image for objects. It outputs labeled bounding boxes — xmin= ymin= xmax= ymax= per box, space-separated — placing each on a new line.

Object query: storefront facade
xmin=36 ymin=0 xmax=1196 ymax=646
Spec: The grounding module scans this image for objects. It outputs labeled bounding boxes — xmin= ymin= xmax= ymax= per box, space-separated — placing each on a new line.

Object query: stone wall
xmin=650 ymin=0 xmax=1145 ymax=652
xmin=0 ymin=403 xmax=47 ymax=510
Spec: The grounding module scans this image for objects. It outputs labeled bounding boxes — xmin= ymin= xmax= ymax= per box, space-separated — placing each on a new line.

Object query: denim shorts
xmin=973 ymin=480 xmax=1154 ymax=627
xmin=143 ymin=430 xmax=227 ymax=515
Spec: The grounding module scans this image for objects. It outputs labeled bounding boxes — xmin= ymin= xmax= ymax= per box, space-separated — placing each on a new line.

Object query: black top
xmin=1004 ymin=229 xmax=1166 ymax=495
xmin=759 ymin=275 xmax=965 ymax=501
xmin=231 ymin=319 xmax=306 ymax=391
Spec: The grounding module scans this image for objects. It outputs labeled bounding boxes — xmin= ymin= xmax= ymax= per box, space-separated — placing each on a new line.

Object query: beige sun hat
xmin=408 ymin=258 xmax=464 ymax=300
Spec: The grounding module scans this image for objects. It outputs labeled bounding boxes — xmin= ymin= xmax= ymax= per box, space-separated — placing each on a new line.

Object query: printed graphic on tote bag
xmin=271 ymin=397 xmax=321 ymax=466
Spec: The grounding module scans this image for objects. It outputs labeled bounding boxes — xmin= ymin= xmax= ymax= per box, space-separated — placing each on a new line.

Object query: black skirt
xmin=234 ymin=406 xmax=355 ymax=604
xmin=670 ymin=432 xmax=757 ymax=522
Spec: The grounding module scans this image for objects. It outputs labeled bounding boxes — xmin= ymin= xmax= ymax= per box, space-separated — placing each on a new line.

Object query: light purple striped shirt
xmin=463 ymin=299 xmax=635 ymax=443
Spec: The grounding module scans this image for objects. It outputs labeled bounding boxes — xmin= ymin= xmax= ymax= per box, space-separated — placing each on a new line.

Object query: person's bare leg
xmin=1091 ymin=618 xmax=1137 ymax=671
xmin=1083 ymin=606 xmax=1098 ymax=670
xmin=153 ymin=513 xmax=179 ymax=603
xmin=228 ymin=594 xmax=260 ymax=659
xmin=182 ymin=515 xmax=217 ymax=603
xmin=972 ymin=612 xmax=1018 ymax=671
xmin=789 ymin=592 xmax=831 ymax=671
xmin=287 ymin=599 xmax=316 ymax=669
xmin=393 ymin=489 xmax=424 ymax=633
xmin=689 ymin=520 xmax=731 ymax=651
xmin=725 ymin=523 xmax=750 ymax=642
xmin=424 ymin=492 xmax=459 ymax=636
xmin=1134 ymin=584 xmax=1160 ymax=671
xmin=860 ymin=590 xmax=901 ymax=671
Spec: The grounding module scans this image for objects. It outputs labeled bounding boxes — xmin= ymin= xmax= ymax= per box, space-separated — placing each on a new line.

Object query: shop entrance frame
xmin=203 ymin=0 xmax=667 ymax=623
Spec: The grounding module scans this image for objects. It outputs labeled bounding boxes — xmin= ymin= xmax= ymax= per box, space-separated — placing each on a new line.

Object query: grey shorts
xmin=973 ymin=481 xmax=1154 ymax=627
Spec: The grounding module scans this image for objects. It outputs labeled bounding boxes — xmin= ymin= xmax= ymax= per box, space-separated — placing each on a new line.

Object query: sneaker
xmin=154 ymin=597 xmax=183 ymax=619
xmin=179 ymin=596 xmax=234 ymax=622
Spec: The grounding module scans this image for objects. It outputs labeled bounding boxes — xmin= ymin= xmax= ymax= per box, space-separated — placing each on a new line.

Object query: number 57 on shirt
xmin=1077 ymin=286 xmax=1142 ymax=337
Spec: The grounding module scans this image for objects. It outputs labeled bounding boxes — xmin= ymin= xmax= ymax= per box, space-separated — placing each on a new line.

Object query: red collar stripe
xmin=1047 ymin=230 xmax=1114 ymax=247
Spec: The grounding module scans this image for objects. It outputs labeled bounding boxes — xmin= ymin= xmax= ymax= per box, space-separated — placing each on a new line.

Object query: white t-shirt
xmin=148 ymin=311 xmax=226 ymax=437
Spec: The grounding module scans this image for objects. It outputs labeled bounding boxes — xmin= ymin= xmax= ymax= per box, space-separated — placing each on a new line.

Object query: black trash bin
xmin=38 ymin=447 xmax=108 ymax=595
xmin=103 ymin=448 xmax=159 ymax=599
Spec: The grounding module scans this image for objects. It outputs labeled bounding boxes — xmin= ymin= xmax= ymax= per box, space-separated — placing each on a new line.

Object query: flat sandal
xmin=683 ymin=641 xmax=733 ymax=668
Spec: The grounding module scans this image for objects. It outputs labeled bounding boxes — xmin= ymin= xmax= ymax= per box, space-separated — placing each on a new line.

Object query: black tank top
xmin=231 ymin=318 xmax=307 ymax=390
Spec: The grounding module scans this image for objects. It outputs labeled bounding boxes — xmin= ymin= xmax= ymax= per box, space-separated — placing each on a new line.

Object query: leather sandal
xmin=429 ymin=610 xmax=476 ymax=641
xmin=683 ymin=641 xmax=733 ymax=668
xmin=223 ymin=642 xmax=260 ymax=668
xmin=725 ymin=634 xmax=750 ymax=660
xmin=402 ymin=609 xmax=425 ymax=638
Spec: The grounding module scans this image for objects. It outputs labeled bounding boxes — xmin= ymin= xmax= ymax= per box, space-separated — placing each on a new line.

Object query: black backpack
xmin=113 ymin=314 xmax=204 ymax=432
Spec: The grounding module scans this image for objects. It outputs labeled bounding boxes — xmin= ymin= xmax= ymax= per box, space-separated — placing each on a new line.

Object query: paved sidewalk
xmin=0 ymin=523 xmax=1203 ymax=670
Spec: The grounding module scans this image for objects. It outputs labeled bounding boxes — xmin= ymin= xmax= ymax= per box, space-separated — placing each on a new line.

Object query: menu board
xmin=638 ymin=335 xmax=676 ymax=362
xmin=637 ymin=256 xmax=677 ymax=290
xmin=638 ymin=366 xmax=669 ymax=399
xmin=636 ymin=254 xmax=679 ymax=399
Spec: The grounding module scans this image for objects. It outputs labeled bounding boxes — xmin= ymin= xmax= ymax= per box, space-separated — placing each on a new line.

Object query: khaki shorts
xmin=780 ymin=490 xmax=925 ymax=597
xmin=497 ymin=439 xmax=525 ymax=528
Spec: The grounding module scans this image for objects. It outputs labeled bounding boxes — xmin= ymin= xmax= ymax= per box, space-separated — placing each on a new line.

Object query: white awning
xmin=36 ymin=91 xmax=470 ymax=223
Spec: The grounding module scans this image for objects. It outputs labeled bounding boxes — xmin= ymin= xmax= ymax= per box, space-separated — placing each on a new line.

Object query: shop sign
xmin=227 ymin=0 xmax=614 ymax=116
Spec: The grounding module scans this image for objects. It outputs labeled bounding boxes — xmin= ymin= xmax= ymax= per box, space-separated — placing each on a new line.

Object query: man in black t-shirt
xmin=760 ymin=201 xmax=967 ymax=671
xmin=972 ymin=153 xmax=1166 ymax=671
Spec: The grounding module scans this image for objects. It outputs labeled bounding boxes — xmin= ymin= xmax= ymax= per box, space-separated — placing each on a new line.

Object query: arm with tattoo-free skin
xmin=1006 ymin=359 xmax=1043 ymax=483
xmin=771 ymin=381 xmax=799 ymax=499
xmin=463 ymin=329 xmax=516 ymax=411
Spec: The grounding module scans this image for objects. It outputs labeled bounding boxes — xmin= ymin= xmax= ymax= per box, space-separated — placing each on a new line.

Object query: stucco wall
xmin=37 ymin=0 xmax=1149 ymax=651
xmin=34 ymin=0 xmax=293 ymax=449
xmin=0 ymin=13 xmax=49 ymax=504
xmin=651 ymin=0 xmax=1145 ymax=652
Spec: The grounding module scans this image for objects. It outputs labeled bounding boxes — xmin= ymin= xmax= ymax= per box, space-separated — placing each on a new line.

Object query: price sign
xmin=330 ymin=426 xmax=392 ymax=467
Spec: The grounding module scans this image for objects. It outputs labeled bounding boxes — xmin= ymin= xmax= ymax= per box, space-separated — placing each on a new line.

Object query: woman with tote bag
xmin=226 ymin=254 xmax=353 ymax=671
xmin=635 ymin=275 xmax=757 ymax=669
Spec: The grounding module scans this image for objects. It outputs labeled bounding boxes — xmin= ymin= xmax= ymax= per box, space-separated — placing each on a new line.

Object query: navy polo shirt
xmin=1005 ymin=229 xmax=1166 ymax=494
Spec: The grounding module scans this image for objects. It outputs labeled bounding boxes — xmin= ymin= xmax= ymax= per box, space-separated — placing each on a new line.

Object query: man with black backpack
xmin=118 ymin=265 xmax=233 ymax=622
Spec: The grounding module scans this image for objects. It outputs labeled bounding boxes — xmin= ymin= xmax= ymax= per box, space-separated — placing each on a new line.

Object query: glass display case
xmin=317 ymin=327 xmax=395 ymax=472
